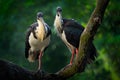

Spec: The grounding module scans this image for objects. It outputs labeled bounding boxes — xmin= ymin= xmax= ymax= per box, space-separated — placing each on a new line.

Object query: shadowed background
xmin=0 ymin=0 xmax=120 ymax=80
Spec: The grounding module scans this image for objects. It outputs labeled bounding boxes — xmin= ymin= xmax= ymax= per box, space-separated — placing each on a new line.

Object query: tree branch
xmin=0 ymin=0 xmax=110 ymax=80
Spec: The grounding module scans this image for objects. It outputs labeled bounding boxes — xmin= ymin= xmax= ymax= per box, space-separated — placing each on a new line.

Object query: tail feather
xmin=87 ymin=42 xmax=97 ymax=64
xmin=27 ymin=51 xmax=39 ymax=62
xmin=28 ymin=56 xmax=35 ymax=62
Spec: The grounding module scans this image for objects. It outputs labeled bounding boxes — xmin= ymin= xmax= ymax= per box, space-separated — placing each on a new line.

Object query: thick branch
xmin=0 ymin=0 xmax=110 ymax=80
xmin=0 ymin=60 xmax=64 ymax=80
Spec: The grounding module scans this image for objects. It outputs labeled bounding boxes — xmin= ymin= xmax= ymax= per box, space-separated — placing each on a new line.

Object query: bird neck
xmin=37 ymin=19 xmax=46 ymax=41
xmin=54 ymin=14 xmax=63 ymax=34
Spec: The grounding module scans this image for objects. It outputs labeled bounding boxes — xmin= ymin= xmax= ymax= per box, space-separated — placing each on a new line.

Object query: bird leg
xmin=38 ymin=51 xmax=43 ymax=70
xmin=70 ymin=50 xmax=75 ymax=65
xmin=75 ymin=48 xmax=79 ymax=58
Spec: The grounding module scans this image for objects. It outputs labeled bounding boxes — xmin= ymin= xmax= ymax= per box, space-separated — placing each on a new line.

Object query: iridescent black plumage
xmin=62 ymin=19 xmax=84 ymax=48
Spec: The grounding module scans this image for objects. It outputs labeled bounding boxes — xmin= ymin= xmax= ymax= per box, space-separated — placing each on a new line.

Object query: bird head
xmin=37 ymin=12 xmax=43 ymax=20
xmin=54 ymin=7 xmax=63 ymax=33
xmin=56 ymin=6 xmax=62 ymax=17
xmin=37 ymin=12 xmax=45 ymax=25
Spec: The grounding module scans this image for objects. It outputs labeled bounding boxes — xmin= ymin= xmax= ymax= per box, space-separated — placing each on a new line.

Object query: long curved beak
xmin=57 ymin=10 xmax=62 ymax=17
xmin=37 ymin=16 xmax=43 ymax=20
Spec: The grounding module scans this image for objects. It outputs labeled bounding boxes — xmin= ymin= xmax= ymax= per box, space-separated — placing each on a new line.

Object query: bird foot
xmin=65 ymin=63 xmax=73 ymax=68
xmin=68 ymin=62 xmax=72 ymax=66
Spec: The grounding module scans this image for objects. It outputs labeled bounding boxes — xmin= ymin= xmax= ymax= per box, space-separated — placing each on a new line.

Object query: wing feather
xmin=25 ymin=22 xmax=38 ymax=58
xmin=63 ymin=19 xmax=84 ymax=48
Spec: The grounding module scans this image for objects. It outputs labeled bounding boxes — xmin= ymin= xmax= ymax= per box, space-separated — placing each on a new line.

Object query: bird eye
xmin=57 ymin=14 xmax=59 ymax=16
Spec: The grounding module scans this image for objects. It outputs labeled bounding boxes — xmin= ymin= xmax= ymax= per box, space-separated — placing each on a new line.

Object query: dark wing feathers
xmin=25 ymin=22 xmax=38 ymax=58
xmin=30 ymin=22 xmax=38 ymax=39
xmin=25 ymin=27 xmax=31 ymax=58
xmin=63 ymin=19 xmax=84 ymax=48
xmin=45 ymin=23 xmax=51 ymax=38
xmin=63 ymin=19 xmax=84 ymax=30
xmin=62 ymin=19 xmax=97 ymax=62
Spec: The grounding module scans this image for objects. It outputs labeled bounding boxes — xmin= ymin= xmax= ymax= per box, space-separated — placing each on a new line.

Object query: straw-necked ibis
xmin=54 ymin=7 xmax=96 ymax=65
xmin=25 ymin=12 xmax=51 ymax=69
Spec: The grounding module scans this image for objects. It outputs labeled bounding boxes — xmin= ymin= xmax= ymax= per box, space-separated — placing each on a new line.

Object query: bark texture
xmin=0 ymin=0 xmax=110 ymax=80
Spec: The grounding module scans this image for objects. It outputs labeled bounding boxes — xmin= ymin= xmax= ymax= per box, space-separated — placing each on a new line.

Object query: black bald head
xmin=57 ymin=7 xmax=62 ymax=12
xmin=37 ymin=12 xmax=43 ymax=19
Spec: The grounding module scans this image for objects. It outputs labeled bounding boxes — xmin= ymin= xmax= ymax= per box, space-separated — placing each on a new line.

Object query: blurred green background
xmin=0 ymin=0 xmax=120 ymax=80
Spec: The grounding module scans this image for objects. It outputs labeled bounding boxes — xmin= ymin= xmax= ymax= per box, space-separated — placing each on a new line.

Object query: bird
xmin=54 ymin=7 xmax=97 ymax=65
xmin=25 ymin=12 xmax=51 ymax=70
